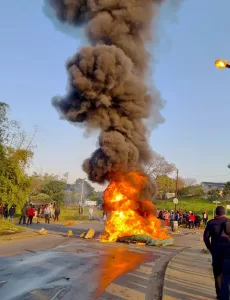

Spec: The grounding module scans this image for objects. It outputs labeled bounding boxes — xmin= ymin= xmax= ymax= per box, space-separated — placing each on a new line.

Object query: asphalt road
xmin=24 ymin=220 xmax=105 ymax=237
xmin=0 ymin=222 xmax=200 ymax=300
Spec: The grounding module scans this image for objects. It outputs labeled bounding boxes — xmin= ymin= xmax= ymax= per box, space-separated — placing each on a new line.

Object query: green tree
xmin=179 ymin=185 xmax=204 ymax=197
xmin=30 ymin=173 xmax=67 ymax=204
xmin=208 ymin=189 xmax=221 ymax=197
xmin=0 ymin=102 xmax=36 ymax=210
xmin=156 ymin=175 xmax=175 ymax=193
xmin=207 ymin=189 xmax=221 ymax=202
xmin=88 ymin=191 xmax=100 ymax=202
xmin=223 ymin=182 xmax=230 ymax=196
xmin=42 ymin=179 xmax=66 ymax=204
xmin=0 ymin=145 xmax=33 ymax=208
xmin=64 ymin=190 xmax=81 ymax=206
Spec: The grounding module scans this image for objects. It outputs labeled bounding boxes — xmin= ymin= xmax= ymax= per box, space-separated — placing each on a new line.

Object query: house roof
xmin=202 ymin=182 xmax=225 ymax=187
xmin=29 ymin=201 xmax=53 ymax=206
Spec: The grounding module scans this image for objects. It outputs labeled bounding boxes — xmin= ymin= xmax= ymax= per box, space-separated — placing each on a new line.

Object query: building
xmin=201 ymin=182 xmax=225 ymax=194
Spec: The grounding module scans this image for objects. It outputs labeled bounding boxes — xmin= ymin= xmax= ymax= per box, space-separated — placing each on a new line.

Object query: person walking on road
xmin=203 ymin=206 xmax=230 ymax=299
xmin=19 ymin=204 xmax=27 ymax=225
xmin=27 ymin=205 xmax=35 ymax=226
xmin=54 ymin=205 xmax=60 ymax=221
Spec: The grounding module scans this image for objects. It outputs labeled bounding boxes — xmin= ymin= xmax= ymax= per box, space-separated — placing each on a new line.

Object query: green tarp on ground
xmin=118 ymin=235 xmax=174 ymax=246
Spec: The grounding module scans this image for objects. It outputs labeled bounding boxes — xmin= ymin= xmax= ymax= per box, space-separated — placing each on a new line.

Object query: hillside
xmin=153 ymin=196 xmax=230 ymax=216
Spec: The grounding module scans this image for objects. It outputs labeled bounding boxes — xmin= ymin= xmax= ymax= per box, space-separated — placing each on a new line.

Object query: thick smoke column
xmin=46 ymin=0 xmax=165 ymax=193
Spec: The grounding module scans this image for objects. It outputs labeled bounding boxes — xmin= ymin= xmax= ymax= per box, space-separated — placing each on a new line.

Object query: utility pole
xmin=175 ymin=169 xmax=179 ymax=197
xmin=80 ymin=179 xmax=85 ymax=206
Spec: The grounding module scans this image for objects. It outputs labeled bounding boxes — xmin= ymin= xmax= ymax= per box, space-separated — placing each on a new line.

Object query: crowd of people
xmin=0 ymin=202 xmax=61 ymax=225
xmin=0 ymin=203 xmax=16 ymax=222
xmin=157 ymin=209 xmax=208 ymax=229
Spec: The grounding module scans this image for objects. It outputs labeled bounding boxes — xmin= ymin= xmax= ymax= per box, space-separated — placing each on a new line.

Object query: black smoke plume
xmin=45 ymin=0 xmax=166 ymax=197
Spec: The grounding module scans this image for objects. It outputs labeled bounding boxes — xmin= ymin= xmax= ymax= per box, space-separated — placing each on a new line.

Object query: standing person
xmin=78 ymin=205 xmax=83 ymax=221
xmin=158 ymin=210 xmax=164 ymax=220
xmin=27 ymin=205 xmax=35 ymax=226
xmin=44 ymin=205 xmax=50 ymax=224
xmin=88 ymin=206 xmax=93 ymax=220
xmin=175 ymin=211 xmax=180 ymax=224
xmin=203 ymin=206 xmax=230 ymax=299
xmin=203 ymin=210 xmax=208 ymax=226
xmin=195 ymin=214 xmax=201 ymax=229
xmin=50 ymin=204 xmax=54 ymax=219
xmin=164 ymin=211 xmax=169 ymax=226
xmin=183 ymin=211 xmax=187 ymax=225
xmin=19 ymin=204 xmax=27 ymax=225
xmin=54 ymin=205 xmax=60 ymax=221
xmin=179 ymin=211 xmax=183 ymax=225
xmin=186 ymin=212 xmax=190 ymax=228
xmin=102 ymin=211 xmax=107 ymax=221
xmin=9 ymin=205 xmax=15 ymax=223
xmin=189 ymin=213 xmax=195 ymax=229
xmin=37 ymin=206 xmax=41 ymax=217
xmin=4 ymin=204 xmax=8 ymax=220
xmin=170 ymin=210 xmax=175 ymax=222
xmin=0 ymin=203 xmax=4 ymax=219
xmin=33 ymin=208 xmax=39 ymax=224
xmin=41 ymin=205 xmax=45 ymax=218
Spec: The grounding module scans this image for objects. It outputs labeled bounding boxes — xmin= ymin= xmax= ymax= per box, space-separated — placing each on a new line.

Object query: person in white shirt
xmin=88 ymin=207 xmax=94 ymax=220
xmin=44 ymin=205 xmax=50 ymax=224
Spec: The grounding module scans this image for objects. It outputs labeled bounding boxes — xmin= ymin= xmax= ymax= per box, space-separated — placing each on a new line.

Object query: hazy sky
xmin=1 ymin=0 xmax=230 ymax=188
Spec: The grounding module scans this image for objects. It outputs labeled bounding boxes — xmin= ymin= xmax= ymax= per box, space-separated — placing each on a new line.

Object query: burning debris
xmin=100 ymin=172 xmax=170 ymax=243
xmin=45 ymin=0 xmax=172 ymax=245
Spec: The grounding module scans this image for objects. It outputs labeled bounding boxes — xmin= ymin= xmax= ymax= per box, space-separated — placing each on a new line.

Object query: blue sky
xmin=1 ymin=0 xmax=230 ymax=188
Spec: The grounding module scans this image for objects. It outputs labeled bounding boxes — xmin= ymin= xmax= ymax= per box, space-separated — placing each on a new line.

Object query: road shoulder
xmin=162 ymin=245 xmax=216 ymax=300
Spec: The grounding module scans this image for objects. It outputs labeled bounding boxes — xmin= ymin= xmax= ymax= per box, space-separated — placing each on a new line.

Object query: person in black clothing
xmin=195 ymin=214 xmax=201 ymax=229
xmin=158 ymin=210 xmax=164 ymax=220
xmin=203 ymin=206 xmax=230 ymax=299
xmin=19 ymin=205 xmax=27 ymax=225
xmin=54 ymin=205 xmax=60 ymax=221
xmin=9 ymin=205 xmax=16 ymax=223
xmin=4 ymin=204 xmax=8 ymax=219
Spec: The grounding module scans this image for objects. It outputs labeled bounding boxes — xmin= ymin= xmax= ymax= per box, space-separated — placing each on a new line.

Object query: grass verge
xmin=153 ymin=196 xmax=230 ymax=216
xmin=0 ymin=219 xmax=25 ymax=236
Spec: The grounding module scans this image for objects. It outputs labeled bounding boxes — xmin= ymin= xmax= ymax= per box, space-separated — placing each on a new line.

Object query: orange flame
xmin=100 ymin=172 xmax=169 ymax=242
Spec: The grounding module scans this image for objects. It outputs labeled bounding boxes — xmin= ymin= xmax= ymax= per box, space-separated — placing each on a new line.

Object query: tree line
xmin=0 ymin=102 xmax=34 ymax=210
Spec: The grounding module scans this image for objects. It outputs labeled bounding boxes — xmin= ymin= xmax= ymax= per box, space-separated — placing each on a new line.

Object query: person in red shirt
xmin=189 ymin=213 xmax=195 ymax=229
xmin=27 ymin=205 xmax=35 ymax=226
